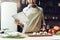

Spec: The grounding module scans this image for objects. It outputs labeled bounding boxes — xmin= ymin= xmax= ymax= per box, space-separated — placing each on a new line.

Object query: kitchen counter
xmin=0 ymin=32 xmax=60 ymax=40
xmin=0 ymin=35 xmax=60 ymax=40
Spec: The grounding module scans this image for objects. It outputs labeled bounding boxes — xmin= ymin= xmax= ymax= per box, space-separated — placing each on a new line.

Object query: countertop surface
xmin=0 ymin=35 xmax=60 ymax=40
xmin=0 ymin=32 xmax=60 ymax=40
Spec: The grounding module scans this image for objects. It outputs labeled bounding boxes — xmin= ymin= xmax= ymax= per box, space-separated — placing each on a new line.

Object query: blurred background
xmin=1 ymin=0 xmax=60 ymax=32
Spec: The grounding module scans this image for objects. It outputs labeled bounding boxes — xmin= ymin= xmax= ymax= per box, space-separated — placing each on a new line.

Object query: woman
xmin=14 ymin=0 xmax=46 ymax=33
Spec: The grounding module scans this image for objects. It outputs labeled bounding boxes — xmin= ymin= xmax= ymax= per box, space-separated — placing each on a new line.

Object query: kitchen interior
xmin=17 ymin=0 xmax=60 ymax=36
xmin=0 ymin=0 xmax=60 ymax=39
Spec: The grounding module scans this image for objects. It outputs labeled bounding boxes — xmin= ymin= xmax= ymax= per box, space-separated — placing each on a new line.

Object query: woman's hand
xmin=14 ymin=19 xmax=24 ymax=28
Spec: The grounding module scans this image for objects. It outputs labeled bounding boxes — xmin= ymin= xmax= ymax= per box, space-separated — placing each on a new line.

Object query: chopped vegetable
xmin=2 ymin=35 xmax=25 ymax=38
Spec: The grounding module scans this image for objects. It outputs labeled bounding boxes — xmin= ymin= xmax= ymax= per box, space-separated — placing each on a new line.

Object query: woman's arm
xmin=14 ymin=19 xmax=24 ymax=28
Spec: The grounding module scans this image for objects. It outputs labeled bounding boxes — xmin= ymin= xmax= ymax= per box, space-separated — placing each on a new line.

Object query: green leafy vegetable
xmin=56 ymin=31 xmax=60 ymax=35
xmin=2 ymin=35 xmax=25 ymax=38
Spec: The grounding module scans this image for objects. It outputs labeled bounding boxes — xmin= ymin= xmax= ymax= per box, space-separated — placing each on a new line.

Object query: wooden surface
xmin=25 ymin=33 xmax=52 ymax=37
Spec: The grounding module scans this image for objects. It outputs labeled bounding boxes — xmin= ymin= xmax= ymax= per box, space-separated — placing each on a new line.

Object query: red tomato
xmin=52 ymin=29 xmax=56 ymax=34
xmin=48 ymin=29 xmax=56 ymax=34
xmin=48 ymin=29 xmax=52 ymax=33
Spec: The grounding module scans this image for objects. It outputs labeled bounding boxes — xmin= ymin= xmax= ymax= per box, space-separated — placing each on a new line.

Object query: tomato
xmin=48 ymin=29 xmax=52 ymax=34
xmin=48 ymin=29 xmax=56 ymax=34
xmin=52 ymin=29 xmax=56 ymax=34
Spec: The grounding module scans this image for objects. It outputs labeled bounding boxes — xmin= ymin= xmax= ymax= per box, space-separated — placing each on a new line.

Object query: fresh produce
xmin=48 ymin=29 xmax=56 ymax=34
xmin=0 ymin=32 xmax=28 ymax=38
xmin=53 ymin=26 xmax=60 ymax=31
xmin=56 ymin=31 xmax=60 ymax=35
xmin=2 ymin=35 xmax=25 ymax=38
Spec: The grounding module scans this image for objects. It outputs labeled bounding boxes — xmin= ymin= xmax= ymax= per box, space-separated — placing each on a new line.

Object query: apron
xmin=22 ymin=7 xmax=43 ymax=33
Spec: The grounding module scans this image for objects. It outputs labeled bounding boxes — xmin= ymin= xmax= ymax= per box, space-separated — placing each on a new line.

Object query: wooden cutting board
xmin=25 ymin=33 xmax=52 ymax=37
